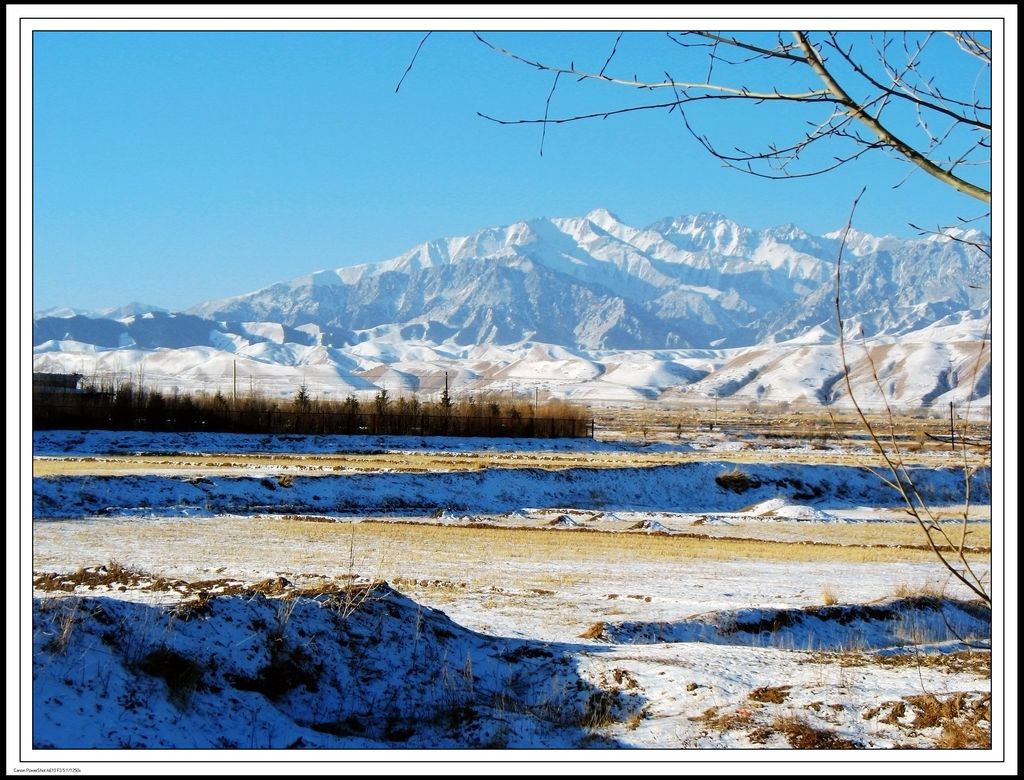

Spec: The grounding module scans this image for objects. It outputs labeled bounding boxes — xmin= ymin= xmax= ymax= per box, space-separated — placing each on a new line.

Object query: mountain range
xmin=33 ymin=210 xmax=992 ymax=409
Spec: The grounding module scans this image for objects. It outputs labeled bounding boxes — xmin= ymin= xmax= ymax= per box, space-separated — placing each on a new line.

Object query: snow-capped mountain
xmin=33 ymin=211 xmax=992 ymax=409
xmin=185 ymin=208 xmax=988 ymax=350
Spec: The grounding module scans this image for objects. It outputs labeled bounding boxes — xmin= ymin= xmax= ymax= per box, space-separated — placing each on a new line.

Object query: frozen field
xmin=29 ymin=430 xmax=995 ymax=755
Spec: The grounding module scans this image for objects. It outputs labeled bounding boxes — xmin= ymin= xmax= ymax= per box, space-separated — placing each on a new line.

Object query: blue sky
xmin=32 ymin=29 xmax=993 ymax=313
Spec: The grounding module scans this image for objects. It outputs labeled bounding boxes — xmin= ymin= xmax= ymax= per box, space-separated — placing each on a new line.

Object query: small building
xmin=33 ymin=372 xmax=84 ymax=394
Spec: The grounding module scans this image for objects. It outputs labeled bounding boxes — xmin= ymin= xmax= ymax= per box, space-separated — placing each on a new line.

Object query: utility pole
xmin=232 ymin=360 xmax=237 ymax=406
xmin=950 ymin=401 xmax=955 ymax=451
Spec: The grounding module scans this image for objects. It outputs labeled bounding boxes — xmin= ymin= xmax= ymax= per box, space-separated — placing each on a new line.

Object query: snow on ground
xmin=29 ymin=431 xmax=993 ymax=753
xmin=33 ymin=585 xmax=607 ymax=749
xmin=33 ymin=430 xmax=688 ymax=456
xmin=32 ymin=457 xmax=988 ymax=520
xmin=745 ymin=498 xmax=838 ymax=521
xmin=30 ymin=578 xmax=992 ymax=751
xmin=31 ymin=515 xmax=989 ymax=643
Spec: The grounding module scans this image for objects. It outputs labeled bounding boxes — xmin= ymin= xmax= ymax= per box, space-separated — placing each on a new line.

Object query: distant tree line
xmin=32 ymin=377 xmax=593 ymax=439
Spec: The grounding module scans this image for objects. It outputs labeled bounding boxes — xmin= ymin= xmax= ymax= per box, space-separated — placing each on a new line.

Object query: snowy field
xmin=29 ymin=430 xmax=995 ymax=757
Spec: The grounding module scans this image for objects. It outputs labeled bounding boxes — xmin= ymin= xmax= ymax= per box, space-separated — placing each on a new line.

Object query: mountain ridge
xmin=32 ymin=211 xmax=991 ymax=409
xmin=177 ymin=210 xmax=987 ymax=352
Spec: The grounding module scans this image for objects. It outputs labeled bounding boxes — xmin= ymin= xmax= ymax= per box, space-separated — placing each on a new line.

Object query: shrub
xmin=715 ymin=468 xmax=761 ymax=493
xmin=138 ymin=646 xmax=204 ymax=710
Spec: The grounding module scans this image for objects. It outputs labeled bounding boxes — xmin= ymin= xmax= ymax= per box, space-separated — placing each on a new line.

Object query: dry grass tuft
xmin=579 ymin=621 xmax=608 ymax=640
xmin=905 ymin=692 xmax=981 ymax=728
xmin=748 ymin=685 xmax=791 ymax=704
xmin=873 ymin=650 xmax=991 ymax=677
xmin=250 ymin=576 xmax=294 ymax=596
xmin=820 ymin=584 xmax=839 ymax=606
xmin=580 ymin=691 xmax=619 ymax=730
xmin=863 ymin=699 xmax=909 ymax=726
xmin=892 ymin=581 xmax=947 ymax=599
xmin=771 ymin=715 xmax=859 ymax=749
xmin=904 ymin=692 xmax=990 ymax=748
xmin=34 ymin=559 xmax=389 ymax=616
xmin=34 ymin=561 xmax=148 ymax=593
xmin=746 ymin=725 xmax=777 ymax=744
xmin=936 ymin=720 xmax=991 ymax=749
xmin=39 ymin=598 xmax=81 ymax=655
xmin=690 ymin=705 xmax=756 ymax=733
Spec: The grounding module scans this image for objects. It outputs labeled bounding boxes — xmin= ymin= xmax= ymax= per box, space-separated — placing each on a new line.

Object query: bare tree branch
xmin=794 ymin=33 xmax=990 ymax=203
xmin=598 ymin=32 xmax=623 ymax=77
xmin=946 ymin=31 xmax=992 ymax=62
xmin=472 ymin=32 xmax=831 ymax=100
xmin=466 ymin=30 xmax=991 ymax=204
xmin=824 ymin=33 xmax=990 ymax=130
xmin=908 ymin=215 xmax=993 ymax=259
xmin=539 ymin=72 xmax=561 ymax=156
xmin=394 ymin=32 xmax=432 ymax=94
xmin=835 ymin=191 xmax=991 ymax=605
xmin=478 ymin=90 xmax=837 ymax=129
xmin=665 ymin=76 xmax=882 ymax=181
xmin=678 ymin=30 xmax=807 ymax=63
xmin=875 ymin=33 xmax=990 ymax=113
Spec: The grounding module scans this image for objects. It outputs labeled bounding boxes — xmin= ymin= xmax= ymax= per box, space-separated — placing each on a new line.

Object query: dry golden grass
xmin=684 ymin=518 xmax=990 ymax=552
xmin=283 ymin=519 xmax=973 ymax=567
xmin=32 ymin=441 xmax=975 ymax=477
xmin=32 ymin=514 xmax=990 ymax=629
xmin=594 ymin=403 xmax=991 ymax=450
xmin=879 ymin=651 xmax=990 ymax=676
xmin=33 ymin=516 xmax=989 ymax=592
xmin=862 ymin=692 xmax=991 ymax=748
xmin=807 ymin=649 xmax=991 ymax=678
